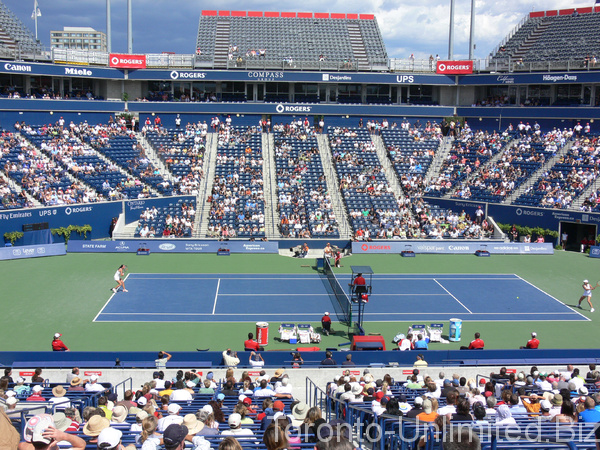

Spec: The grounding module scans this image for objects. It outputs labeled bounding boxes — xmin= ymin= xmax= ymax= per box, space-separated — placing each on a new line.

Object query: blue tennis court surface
xmin=94 ymin=273 xmax=588 ymax=323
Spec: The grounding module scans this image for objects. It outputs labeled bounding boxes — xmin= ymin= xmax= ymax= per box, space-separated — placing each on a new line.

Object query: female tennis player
xmin=112 ymin=265 xmax=128 ymax=293
xmin=578 ymin=279 xmax=594 ymax=312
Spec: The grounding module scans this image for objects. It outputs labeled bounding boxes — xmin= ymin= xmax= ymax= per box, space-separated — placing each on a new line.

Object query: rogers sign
xmin=109 ymin=53 xmax=146 ymax=69
xmin=360 ymin=244 xmax=391 ymax=251
xmin=436 ymin=60 xmax=473 ymax=75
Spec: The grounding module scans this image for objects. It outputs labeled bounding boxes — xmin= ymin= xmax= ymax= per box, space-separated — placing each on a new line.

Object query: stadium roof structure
xmin=195 ymin=10 xmax=388 ymax=71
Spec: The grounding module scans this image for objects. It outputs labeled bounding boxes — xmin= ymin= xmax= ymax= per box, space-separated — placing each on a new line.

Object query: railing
xmin=113 ymin=376 xmax=133 ymax=398
xmin=0 ymin=46 xmax=591 ymax=74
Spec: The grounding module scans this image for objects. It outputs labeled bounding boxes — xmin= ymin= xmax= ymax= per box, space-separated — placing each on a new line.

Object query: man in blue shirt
xmin=579 ymin=397 xmax=600 ymax=422
xmin=414 ymin=334 xmax=428 ymax=350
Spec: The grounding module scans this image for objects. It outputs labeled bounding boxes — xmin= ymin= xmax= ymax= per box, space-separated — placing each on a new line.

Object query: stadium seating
xmin=327 ymin=126 xmax=405 ymax=240
xmin=491 ymin=11 xmax=600 ymax=66
xmin=144 ymin=125 xmax=207 ymax=196
xmin=274 ymin=123 xmax=340 ymax=238
xmin=207 ymin=125 xmax=265 ymax=239
xmin=381 ymin=122 xmax=441 ymax=198
xmin=428 ymin=128 xmax=512 ymax=199
xmin=195 ymin=11 xmax=387 ymax=70
xmin=0 ymin=1 xmax=43 ymax=56
xmin=135 ymin=198 xmax=195 ymax=237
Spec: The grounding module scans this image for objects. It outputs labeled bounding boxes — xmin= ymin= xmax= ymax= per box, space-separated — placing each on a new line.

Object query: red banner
xmin=109 ymin=54 xmax=146 ymax=69
xmin=436 ymin=60 xmax=473 ymax=75
xmin=84 ymin=370 xmax=103 ymax=377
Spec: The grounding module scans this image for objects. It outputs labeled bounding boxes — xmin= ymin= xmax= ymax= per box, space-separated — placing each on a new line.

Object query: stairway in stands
xmin=505 ymin=140 xmax=574 ymax=204
xmin=316 ymin=134 xmax=353 ymax=239
xmin=262 ymin=132 xmax=279 ymax=239
xmin=371 ymin=134 xmax=405 ymax=200
xmin=511 ymin=19 xmax=551 ymax=61
xmin=195 ymin=133 xmax=219 ymax=238
xmin=213 ymin=21 xmax=231 ymax=68
xmin=425 ymin=136 xmax=453 ymax=184
xmin=347 ymin=23 xmax=370 ymax=71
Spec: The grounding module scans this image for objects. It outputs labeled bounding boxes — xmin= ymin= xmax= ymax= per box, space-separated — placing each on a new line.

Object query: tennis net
xmin=323 ymin=257 xmax=352 ymax=324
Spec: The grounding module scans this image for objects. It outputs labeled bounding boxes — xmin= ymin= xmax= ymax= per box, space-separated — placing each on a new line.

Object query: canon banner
xmin=436 ymin=60 xmax=473 ymax=75
xmin=109 ymin=54 xmax=147 ymax=69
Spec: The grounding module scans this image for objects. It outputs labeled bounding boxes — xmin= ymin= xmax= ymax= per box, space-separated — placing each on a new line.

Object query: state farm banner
xmin=436 ymin=60 xmax=473 ymax=75
xmin=109 ymin=53 xmax=146 ymax=69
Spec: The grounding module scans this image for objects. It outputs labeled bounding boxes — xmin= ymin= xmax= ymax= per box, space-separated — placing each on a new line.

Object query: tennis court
xmin=94 ymin=272 xmax=587 ymax=323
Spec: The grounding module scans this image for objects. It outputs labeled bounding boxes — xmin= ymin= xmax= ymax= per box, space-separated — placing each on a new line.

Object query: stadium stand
xmin=143 ymin=121 xmax=207 ymax=196
xmin=273 ymin=121 xmax=340 ymax=238
xmin=381 ymin=121 xmax=442 ymax=198
xmin=207 ymin=123 xmax=265 ymax=239
xmin=426 ymin=127 xmax=512 ymax=198
xmin=135 ymin=198 xmax=195 ymax=237
xmin=491 ymin=9 xmax=600 ymax=68
xmin=195 ymin=11 xmax=387 ymax=70
xmin=0 ymin=1 xmax=43 ymax=57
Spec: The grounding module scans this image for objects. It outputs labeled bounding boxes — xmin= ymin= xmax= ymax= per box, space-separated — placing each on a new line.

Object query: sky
xmin=4 ymin=0 xmax=599 ymax=61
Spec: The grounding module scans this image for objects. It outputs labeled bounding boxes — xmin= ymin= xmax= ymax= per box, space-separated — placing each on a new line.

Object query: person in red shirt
xmin=244 ymin=333 xmax=260 ymax=351
xmin=321 ymin=312 xmax=332 ymax=336
xmin=26 ymin=385 xmax=45 ymax=401
xmin=52 ymin=333 xmax=69 ymax=351
xmin=461 ymin=332 xmax=484 ymax=350
xmin=350 ymin=273 xmax=367 ymax=301
xmin=521 ymin=332 xmax=540 ymax=349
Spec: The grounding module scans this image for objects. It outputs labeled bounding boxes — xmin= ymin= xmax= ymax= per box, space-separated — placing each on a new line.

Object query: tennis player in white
xmin=112 ymin=265 xmax=128 ymax=293
xmin=578 ymin=279 xmax=595 ymax=312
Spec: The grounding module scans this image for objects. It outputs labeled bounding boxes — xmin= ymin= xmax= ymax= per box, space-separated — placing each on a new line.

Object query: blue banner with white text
xmin=68 ymin=239 xmax=278 ymax=253
xmin=0 ymin=243 xmax=66 ymax=260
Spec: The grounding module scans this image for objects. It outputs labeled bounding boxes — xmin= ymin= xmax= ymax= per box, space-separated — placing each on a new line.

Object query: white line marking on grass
xmin=212 ymin=278 xmax=221 ymax=315
xmin=514 ymin=274 xmax=591 ymax=322
xmin=433 ymin=279 xmax=473 ymax=314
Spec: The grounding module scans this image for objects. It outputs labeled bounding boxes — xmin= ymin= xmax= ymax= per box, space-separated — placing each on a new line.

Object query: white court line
xmin=514 ymin=274 xmax=591 ymax=322
xmin=92 ymin=273 xmax=130 ymax=322
xmin=94 ymin=318 xmax=591 ymax=323
xmin=433 ymin=279 xmax=473 ymax=314
xmin=216 ymin=293 xmax=449 ymax=296
xmin=212 ymin=279 xmax=221 ymax=315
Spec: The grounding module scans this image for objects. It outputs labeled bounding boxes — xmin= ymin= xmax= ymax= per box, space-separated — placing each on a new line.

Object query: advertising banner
xmin=0 ymin=243 xmax=66 ymax=260
xmin=68 ymin=239 xmax=278 ymax=253
xmin=124 ymin=196 xmax=196 ymax=224
xmin=109 ymin=54 xmax=147 ymax=69
xmin=436 ymin=60 xmax=473 ymax=75
xmin=352 ymin=241 xmax=553 ymax=255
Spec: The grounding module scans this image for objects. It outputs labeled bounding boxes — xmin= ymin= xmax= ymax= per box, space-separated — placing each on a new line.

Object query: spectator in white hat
xmin=14 ymin=377 xmax=29 ymax=396
xmin=157 ymin=403 xmax=183 ymax=432
xmin=17 ymin=414 xmax=86 ymax=450
xmin=5 ymin=396 xmax=19 ymax=415
xmin=26 ymin=385 xmax=45 ymax=402
xmin=85 ymin=375 xmax=106 ymax=393
xmin=222 ymin=413 xmax=254 ymax=436
xmin=96 ymin=426 xmax=136 ymax=449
